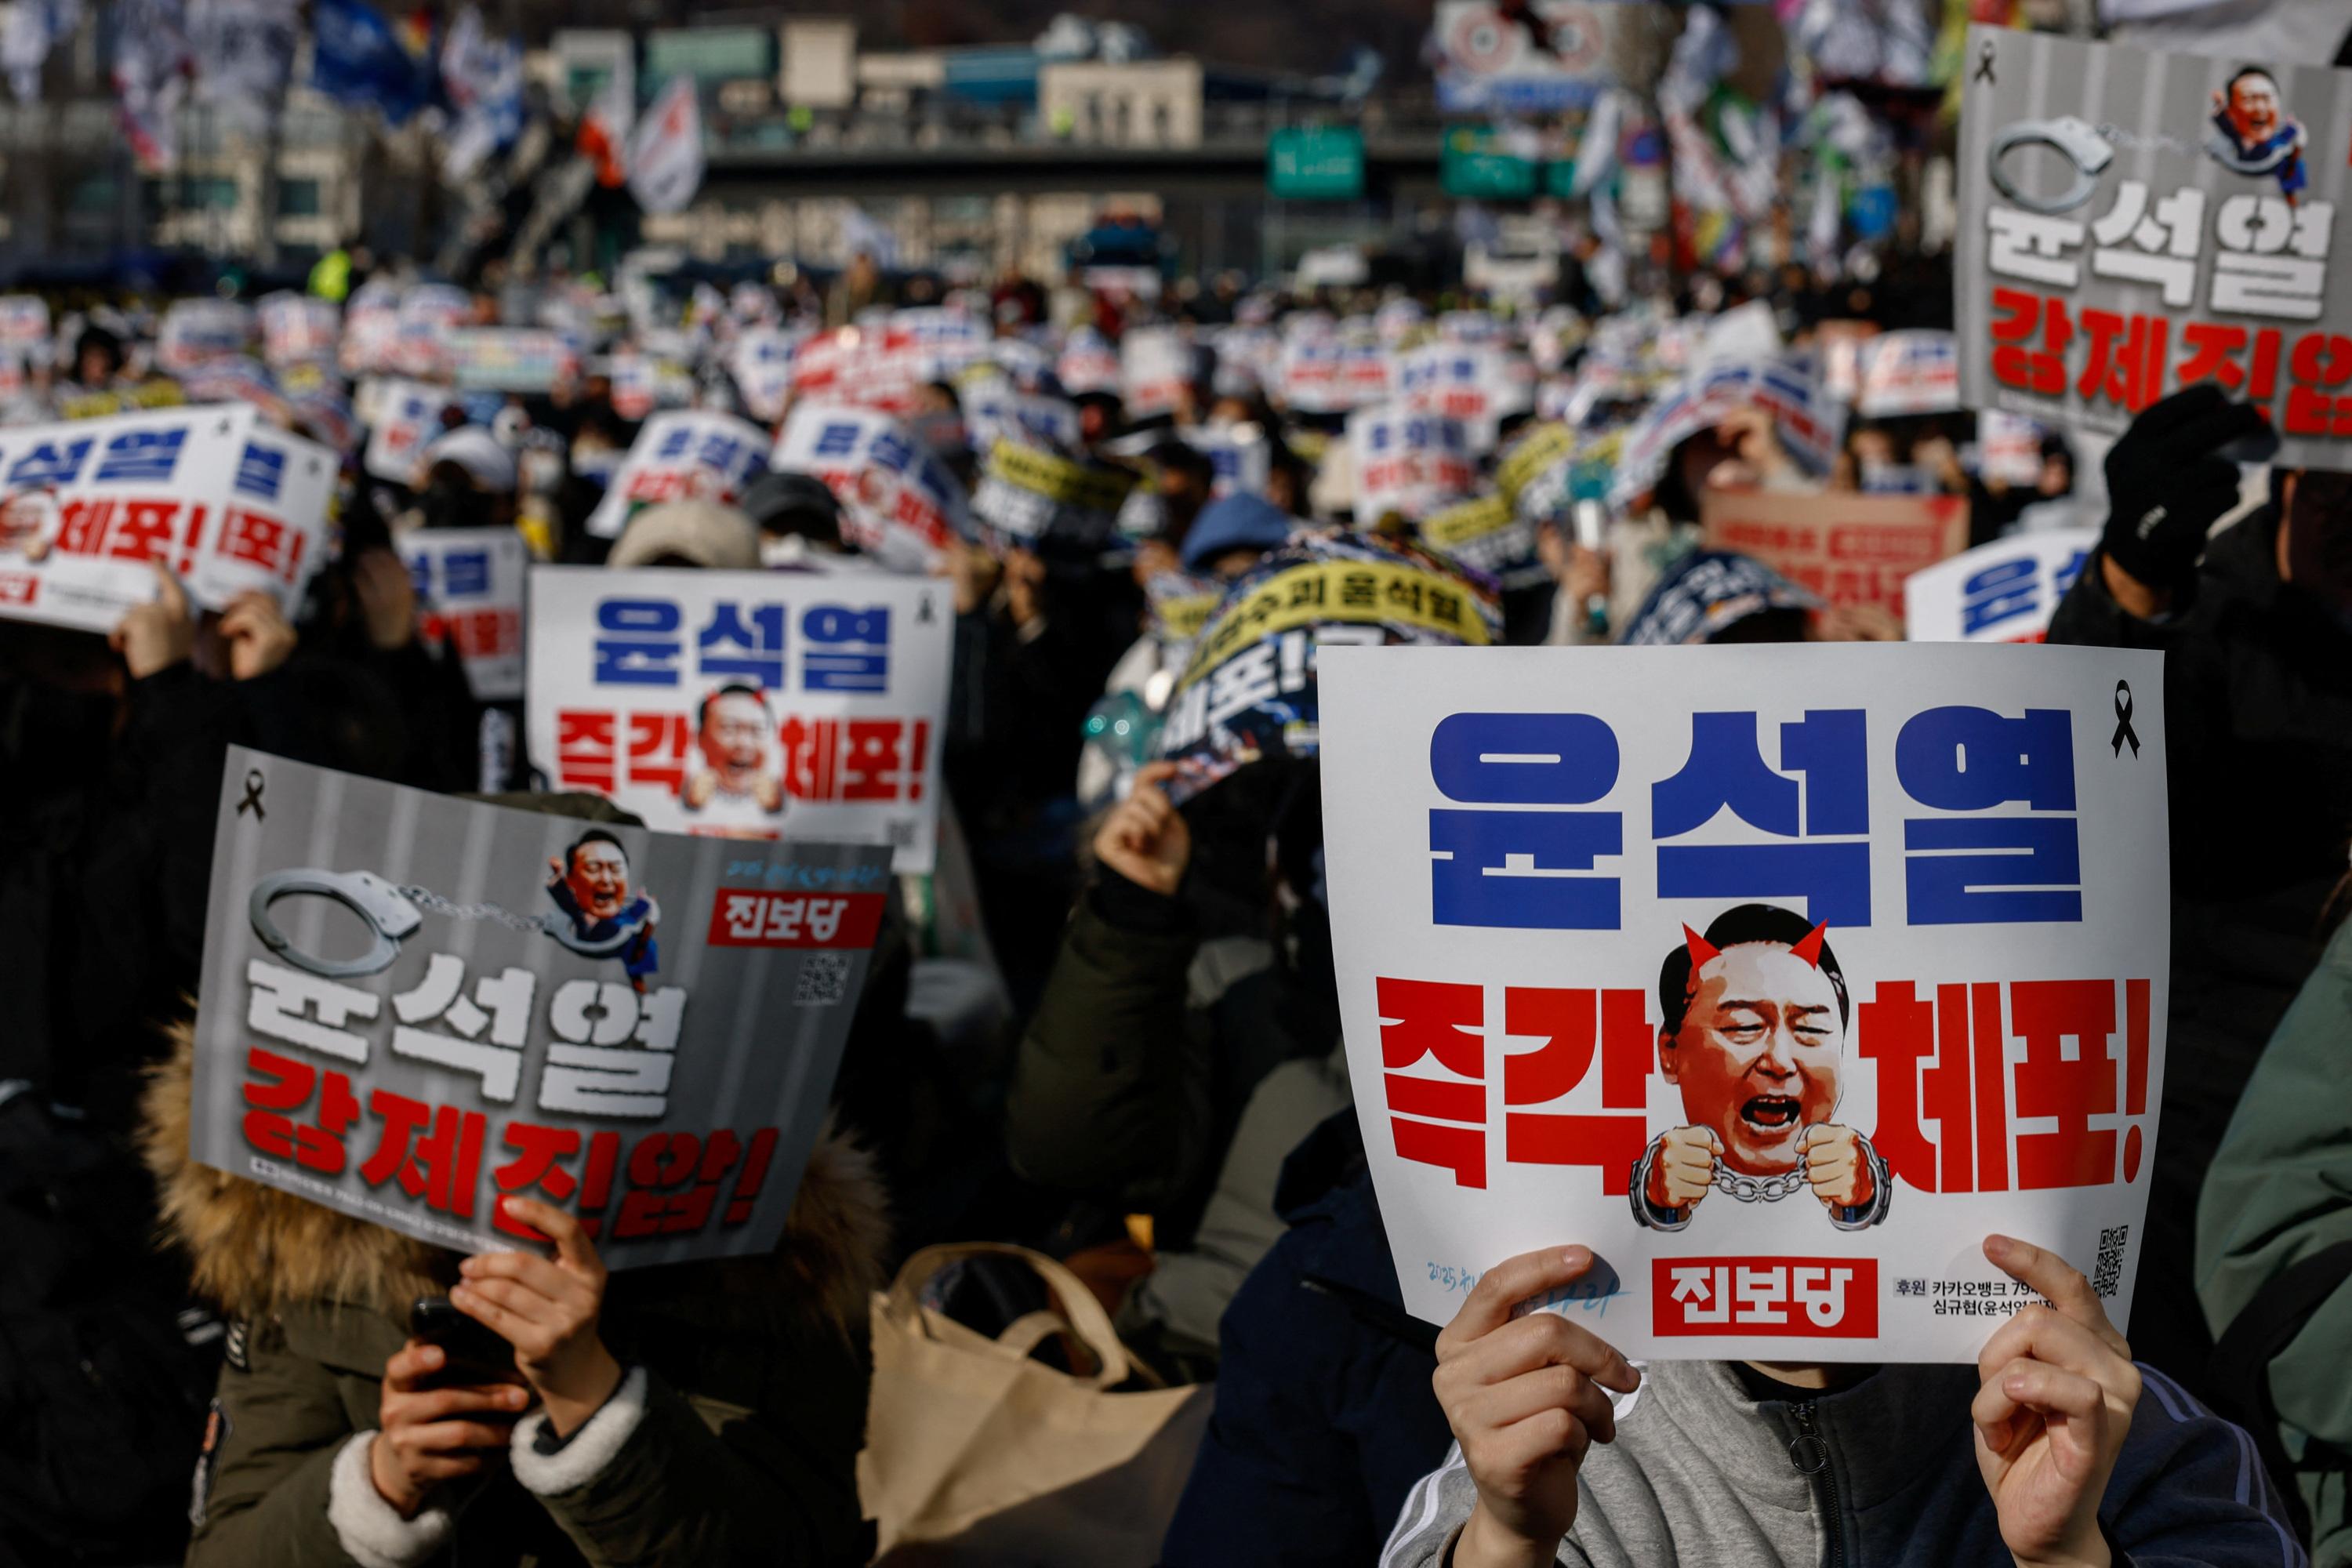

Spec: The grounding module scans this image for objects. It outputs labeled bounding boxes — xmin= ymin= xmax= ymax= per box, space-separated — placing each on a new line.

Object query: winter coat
xmin=2047 ymin=507 xmax=2352 ymax=1392
xmin=1380 ymin=1357 xmax=2303 ymax=1568
xmin=140 ymin=1022 xmax=888 ymax=1568
xmin=1162 ymin=1110 xmax=1454 ymax=1568
xmin=2199 ymin=911 xmax=2352 ymax=1565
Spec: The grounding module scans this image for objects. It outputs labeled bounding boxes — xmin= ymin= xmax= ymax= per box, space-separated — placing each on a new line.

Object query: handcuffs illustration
xmin=249 ymin=868 xmax=653 ymax=978
xmin=1987 ymin=115 xmax=2113 ymax=215
xmin=1626 ymin=1137 xmax=1893 ymax=1232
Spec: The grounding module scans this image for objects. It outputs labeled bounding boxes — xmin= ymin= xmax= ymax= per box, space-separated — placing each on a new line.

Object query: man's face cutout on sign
xmin=565 ymin=834 xmax=633 ymax=923
xmin=1657 ymin=906 xmax=1849 ymax=1178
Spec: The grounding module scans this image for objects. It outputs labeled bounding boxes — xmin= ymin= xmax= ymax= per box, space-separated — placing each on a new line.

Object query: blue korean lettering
xmin=698 ymin=432 xmax=743 ymax=473
xmin=698 ymin=601 xmax=788 ymax=688
xmin=1650 ymin=710 xmax=1871 ymax=926
xmin=593 ymin=598 xmax=684 ymax=685
xmin=801 ymin=604 xmax=890 ymax=693
xmin=234 ymin=442 xmax=286 ymax=500
xmin=1428 ymin=712 xmax=1622 ymax=930
xmin=815 ymin=422 xmax=860 ymax=459
xmin=2053 ymin=550 xmax=2089 ymax=597
xmin=654 ymin=425 xmax=694 ymax=461
xmin=8 ymin=437 xmax=93 ymax=488
xmin=1961 ymin=557 xmax=2038 ymax=637
xmin=406 ymin=554 xmax=433 ymax=597
xmin=444 ymin=549 xmax=492 ymax=598
xmin=868 ymin=432 xmax=915 ymax=474
xmin=94 ymin=426 xmax=189 ymax=484
xmin=1896 ymin=706 xmax=2081 ymax=924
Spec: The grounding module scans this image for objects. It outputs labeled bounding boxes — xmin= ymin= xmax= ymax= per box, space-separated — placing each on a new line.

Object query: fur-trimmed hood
xmin=140 ymin=1018 xmax=891 ymax=1340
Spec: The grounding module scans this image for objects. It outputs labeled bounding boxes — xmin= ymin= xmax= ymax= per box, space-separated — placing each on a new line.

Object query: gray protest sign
xmin=187 ymin=747 xmax=889 ymax=1269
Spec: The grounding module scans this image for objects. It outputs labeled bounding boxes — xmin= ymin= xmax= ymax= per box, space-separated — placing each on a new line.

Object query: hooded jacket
xmin=140 ymin=1022 xmax=889 ymax=1568
xmin=1378 ymin=1356 xmax=2303 ymax=1568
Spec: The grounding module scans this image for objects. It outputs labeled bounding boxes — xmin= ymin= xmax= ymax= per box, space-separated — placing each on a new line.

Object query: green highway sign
xmin=1268 ymin=125 xmax=1367 ymax=201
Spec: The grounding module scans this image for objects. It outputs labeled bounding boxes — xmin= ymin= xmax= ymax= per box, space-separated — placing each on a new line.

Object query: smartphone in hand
xmin=410 ymin=1296 xmax=520 ymax=1390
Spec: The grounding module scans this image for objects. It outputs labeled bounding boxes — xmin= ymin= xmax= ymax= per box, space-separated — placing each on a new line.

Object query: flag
xmin=2 ymin=0 xmax=81 ymax=102
xmin=626 ymin=76 xmax=705 ymax=216
xmin=310 ymin=0 xmax=428 ymax=124
xmin=438 ymin=5 xmax=523 ymax=180
xmin=187 ymin=0 xmax=298 ymax=122
xmin=112 ymin=0 xmax=191 ymax=170
xmin=577 ymin=67 xmax=632 ymax=188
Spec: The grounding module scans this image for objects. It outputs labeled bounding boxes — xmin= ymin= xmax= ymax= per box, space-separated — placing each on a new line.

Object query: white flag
xmin=626 ymin=76 xmax=704 ymax=216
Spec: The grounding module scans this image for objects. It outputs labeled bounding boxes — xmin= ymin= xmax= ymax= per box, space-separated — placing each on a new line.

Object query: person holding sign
xmin=1385 ymin=1239 xmax=2296 ymax=1568
xmin=1630 ymin=906 xmax=1890 ymax=1232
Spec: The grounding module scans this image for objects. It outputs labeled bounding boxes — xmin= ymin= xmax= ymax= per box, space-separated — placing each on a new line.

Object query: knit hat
xmin=1179 ymin=492 xmax=1296 ymax=572
xmin=606 ymin=499 xmax=762 ymax=570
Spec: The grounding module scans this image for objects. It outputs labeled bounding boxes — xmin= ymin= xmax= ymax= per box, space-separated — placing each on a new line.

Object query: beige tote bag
xmin=858 ymin=1242 xmax=1214 ymax=1565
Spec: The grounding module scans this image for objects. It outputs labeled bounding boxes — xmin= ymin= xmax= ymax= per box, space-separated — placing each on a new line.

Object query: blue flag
xmin=310 ymin=0 xmax=427 ymax=124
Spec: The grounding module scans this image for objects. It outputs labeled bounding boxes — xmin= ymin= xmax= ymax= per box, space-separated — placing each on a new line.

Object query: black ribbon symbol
xmin=2111 ymin=682 xmax=2140 ymax=759
xmin=1974 ymin=39 xmax=1997 ymax=85
xmin=237 ymin=769 xmax=267 ymax=820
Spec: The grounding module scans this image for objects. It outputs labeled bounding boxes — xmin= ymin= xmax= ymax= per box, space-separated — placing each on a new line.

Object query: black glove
xmin=2100 ymin=383 xmax=2274 ymax=597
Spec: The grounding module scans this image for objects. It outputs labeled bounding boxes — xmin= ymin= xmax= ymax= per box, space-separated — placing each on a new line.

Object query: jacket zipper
xmin=1787 ymin=1403 xmax=1846 ymax=1568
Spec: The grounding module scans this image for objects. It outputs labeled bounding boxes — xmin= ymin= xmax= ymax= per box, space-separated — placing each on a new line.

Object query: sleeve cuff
xmin=327 ymin=1432 xmax=453 ymax=1568
xmin=508 ymin=1365 xmax=649 ymax=1497
xmin=1090 ymin=866 xmax=1189 ymax=935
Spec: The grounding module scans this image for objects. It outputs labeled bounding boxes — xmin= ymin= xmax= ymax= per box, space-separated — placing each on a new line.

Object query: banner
xmin=1396 ymin=341 xmax=1534 ymax=448
xmin=771 ymin=404 xmax=970 ymax=572
xmin=967 ymin=440 xmax=1136 ymax=550
xmin=1904 ymin=529 xmax=2099 ymax=644
xmin=448 ymin=328 xmax=579 ymax=394
xmin=257 ymin=292 xmax=342 ymax=367
xmin=1279 ymin=335 xmax=1393 ymax=414
xmin=0 ymin=405 xmax=260 ymax=632
xmin=1418 ymin=491 xmax=1541 ymax=587
xmin=309 ymin=0 xmax=430 ymax=123
xmin=1854 ymin=330 xmax=1962 ymax=418
xmin=1348 ymin=405 xmax=1478 ymax=522
xmin=1701 ymin=490 xmax=1969 ymax=619
xmin=627 ymin=75 xmax=706 ymax=216
xmin=361 ymin=379 xmax=454 ymax=485
xmin=525 ymin=566 xmax=953 ymax=873
xmin=402 ymin=526 xmax=529 ymax=700
xmin=1955 ymin=27 xmax=2352 ymax=470
xmin=1318 ymin=642 xmax=2170 ymax=1358
xmin=1434 ymin=0 xmax=1623 ymax=113
xmin=187 ymin=747 xmax=888 ymax=1266
xmin=157 ymin=299 xmax=253 ymax=373
xmin=585 ymin=410 xmax=771 ymax=541
xmin=960 ymin=382 xmax=1081 ymax=455
xmin=1612 ymin=357 xmax=1846 ymax=507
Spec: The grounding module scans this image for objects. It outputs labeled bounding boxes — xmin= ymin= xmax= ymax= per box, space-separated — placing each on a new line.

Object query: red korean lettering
xmin=2074 ymin=310 xmax=2169 ymax=414
xmin=358 ymin=1091 xmax=488 ymax=1218
xmin=2283 ymin=332 xmax=2352 ymax=438
xmin=1500 ymin=986 xmax=1651 ymax=1195
xmin=240 ymin=1046 xmax=361 ymax=1175
xmin=2009 ymin=980 xmax=2117 ymax=1190
xmin=1377 ymin=976 xmax=1486 ymax=1189
xmin=1989 ymin=287 xmax=2074 ymax=397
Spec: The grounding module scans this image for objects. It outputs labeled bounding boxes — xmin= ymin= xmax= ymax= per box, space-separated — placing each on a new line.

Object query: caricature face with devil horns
xmin=1661 ymin=914 xmax=1846 ymax=1176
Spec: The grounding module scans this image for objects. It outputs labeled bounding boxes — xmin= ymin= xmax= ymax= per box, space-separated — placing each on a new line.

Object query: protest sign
xmin=362 ymin=379 xmax=456 ymax=485
xmin=1904 ymin=529 xmax=2098 ymax=644
xmin=526 ymin=566 xmax=953 ymax=872
xmin=1433 ymin=0 xmax=1622 ymax=113
xmin=402 ymin=525 xmax=530 ymax=700
xmin=1279 ymin=334 xmax=1393 ymax=414
xmin=1348 ymin=405 xmax=1478 ymax=521
xmin=1417 ymin=491 xmax=1542 ymax=587
xmin=157 ymin=299 xmax=254 ymax=374
xmin=1318 ymin=641 xmax=2170 ymax=1359
xmin=1396 ymin=341 xmax=1532 ymax=448
xmin=1054 ymin=328 xmax=1121 ymax=399
xmin=394 ymin=284 xmax=471 ymax=378
xmin=0 ymin=405 xmax=267 ymax=633
xmin=1157 ymin=532 xmax=1498 ymax=800
xmin=186 ymin=746 xmax=889 ymax=1266
xmin=960 ymin=380 xmax=1081 ymax=455
xmin=194 ymin=422 xmax=336 ymax=613
xmin=1701 ymin=489 xmax=1968 ymax=619
xmin=772 ymin=404 xmax=971 ymax=572
xmin=257 ymin=292 xmax=342 ymax=367
xmin=1955 ymin=27 xmax=2352 ymax=470
xmin=728 ymin=326 xmax=799 ymax=423
xmin=585 ymin=410 xmax=771 ymax=540
xmin=1183 ymin=420 xmax=1272 ymax=499
xmin=1611 ymin=358 xmax=1846 ymax=507
xmin=967 ymin=439 xmax=1136 ymax=550
xmin=448 ymin=328 xmax=579 ymax=393
xmin=0 ymin=294 xmax=50 ymax=358
xmin=1976 ymin=408 xmax=2053 ymax=488
xmin=1855 ymin=330 xmax=1962 ymax=418
xmin=1120 ymin=325 xmax=1192 ymax=420
xmin=339 ymin=282 xmax=404 ymax=375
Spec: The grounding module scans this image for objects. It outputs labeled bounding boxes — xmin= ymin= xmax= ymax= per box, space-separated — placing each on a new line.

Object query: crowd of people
xmin=0 ymin=226 xmax=2345 ymax=1568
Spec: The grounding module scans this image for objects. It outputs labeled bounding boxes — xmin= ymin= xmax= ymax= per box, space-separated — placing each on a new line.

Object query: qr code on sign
xmin=794 ymin=952 xmax=851 ymax=1007
xmin=2092 ymin=1225 xmax=2129 ymax=1298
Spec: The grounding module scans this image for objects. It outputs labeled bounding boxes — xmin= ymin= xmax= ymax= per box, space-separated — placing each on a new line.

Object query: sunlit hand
xmin=452 ymin=1197 xmax=624 ymax=1439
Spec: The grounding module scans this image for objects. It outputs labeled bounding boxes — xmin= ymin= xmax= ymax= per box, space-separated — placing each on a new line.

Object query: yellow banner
xmin=58 ymin=380 xmax=187 ymax=421
xmin=1497 ymin=421 xmax=1575 ymax=503
xmin=1178 ymin=558 xmax=1489 ymax=688
xmin=1420 ymin=493 xmax=1517 ymax=554
xmin=1152 ymin=592 xmax=1222 ymax=642
xmin=985 ymin=439 xmax=1135 ymax=512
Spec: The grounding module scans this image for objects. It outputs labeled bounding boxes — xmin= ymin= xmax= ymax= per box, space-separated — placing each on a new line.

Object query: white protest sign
xmin=525 ymin=565 xmax=953 ymax=873
xmin=0 ymin=405 xmax=259 ymax=633
xmin=1120 ymin=325 xmax=1191 ymax=420
xmin=1319 ymin=643 xmax=2169 ymax=1360
xmin=187 ymin=746 xmax=889 ymax=1266
xmin=401 ymin=526 xmax=531 ymax=700
xmin=158 ymin=299 xmax=254 ymax=373
xmin=1348 ymin=405 xmax=1478 ymax=521
xmin=363 ymin=379 xmax=456 ymax=485
xmin=1280 ymin=335 xmax=1393 ymax=414
xmin=585 ymin=410 xmax=771 ymax=540
xmin=448 ymin=328 xmax=579 ymax=393
xmin=257 ymin=292 xmax=342 ymax=367
xmin=0 ymin=295 xmax=51 ymax=357
xmin=960 ymin=382 xmax=1081 ymax=453
xmin=191 ymin=422 xmax=336 ymax=613
xmin=1855 ymin=330 xmax=1962 ymax=418
xmin=1904 ymin=529 xmax=2098 ymax=644
xmin=728 ymin=326 xmax=799 ymax=423
xmin=772 ymin=404 xmax=969 ymax=572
